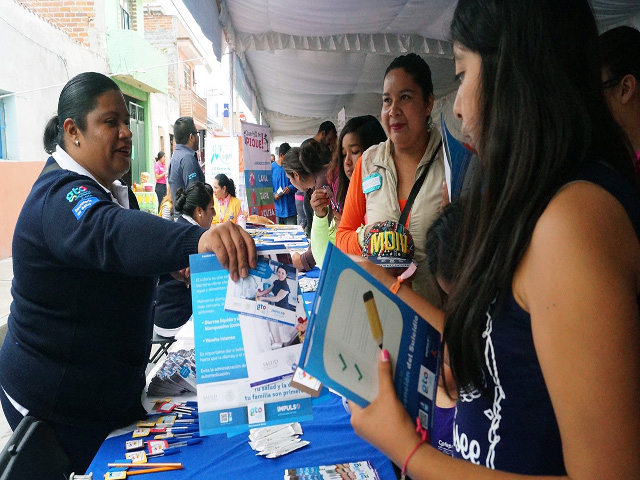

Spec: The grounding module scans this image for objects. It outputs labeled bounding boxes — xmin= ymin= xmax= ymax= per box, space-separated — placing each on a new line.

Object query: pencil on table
xmin=107 ymin=463 xmax=183 ymax=468
xmin=126 ymin=466 xmax=183 ymax=475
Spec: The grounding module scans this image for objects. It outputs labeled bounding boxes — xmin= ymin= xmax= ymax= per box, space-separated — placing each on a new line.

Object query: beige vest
xmin=360 ymin=132 xmax=444 ymax=307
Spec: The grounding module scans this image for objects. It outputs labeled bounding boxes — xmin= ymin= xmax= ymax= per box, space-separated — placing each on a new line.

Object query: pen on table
xmin=147 ymin=447 xmax=181 ymax=458
xmin=363 ymin=290 xmax=383 ymax=349
xmin=108 ymin=463 xmax=183 ymax=468
xmin=166 ymin=438 xmax=202 ymax=448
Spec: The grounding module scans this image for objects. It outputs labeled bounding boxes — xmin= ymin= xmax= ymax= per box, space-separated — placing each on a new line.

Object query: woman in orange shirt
xmin=336 ymin=53 xmax=445 ymax=306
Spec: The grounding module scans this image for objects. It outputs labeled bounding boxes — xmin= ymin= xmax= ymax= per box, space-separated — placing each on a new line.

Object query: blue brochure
xmin=441 ymin=113 xmax=474 ymax=200
xmin=190 ymin=253 xmax=313 ymax=436
xmin=299 ymin=244 xmax=441 ymax=433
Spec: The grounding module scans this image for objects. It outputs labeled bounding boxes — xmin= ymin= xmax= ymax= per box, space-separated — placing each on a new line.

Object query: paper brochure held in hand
xmin=298 ymin=244 xmax=441 ymax=433
xmin=190 ymin=252 xmax=313 ymax=436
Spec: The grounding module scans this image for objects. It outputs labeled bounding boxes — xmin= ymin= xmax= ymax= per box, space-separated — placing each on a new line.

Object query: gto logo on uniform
xmin=66 ymin=186 xmax=89 ymax=202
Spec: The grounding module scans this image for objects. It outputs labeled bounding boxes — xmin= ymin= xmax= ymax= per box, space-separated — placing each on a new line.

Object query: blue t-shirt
xmin=271 ymin=162 xmax=296 ymax=218
xmin=453 ymin=162 xmax=640 ymax=474
xmin=271 ymin=278 xmax=291 ymax=310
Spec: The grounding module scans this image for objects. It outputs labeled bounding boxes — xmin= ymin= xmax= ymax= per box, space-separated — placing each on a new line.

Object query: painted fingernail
xmin=381 ymin=349 xmax=390 ymax=362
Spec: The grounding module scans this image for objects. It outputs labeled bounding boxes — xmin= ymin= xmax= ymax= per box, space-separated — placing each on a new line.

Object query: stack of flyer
xmin=146 ymin=349 xmax=197 ymax=396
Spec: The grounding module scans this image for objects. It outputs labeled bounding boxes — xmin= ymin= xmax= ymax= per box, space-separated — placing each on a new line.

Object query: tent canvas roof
xmin=197 ymin=0 xmax=640 ymax=139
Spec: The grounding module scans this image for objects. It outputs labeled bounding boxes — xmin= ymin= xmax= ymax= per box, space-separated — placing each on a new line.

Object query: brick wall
xmin=18 ymin=0 xmax=96 ymax=46
xmin=144 ymin=10 xmax=177 ymax=96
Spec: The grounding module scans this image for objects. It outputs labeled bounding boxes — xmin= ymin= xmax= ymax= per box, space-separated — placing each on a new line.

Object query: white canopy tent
xmin=197 ymin=0 xmax=640 ymax=142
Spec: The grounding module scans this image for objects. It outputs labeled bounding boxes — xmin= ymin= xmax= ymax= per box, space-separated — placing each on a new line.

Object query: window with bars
xmin=120 ymin=0 xmax=131 ymax=30
xmin=184 ymin=64 xmax=191 ymax=90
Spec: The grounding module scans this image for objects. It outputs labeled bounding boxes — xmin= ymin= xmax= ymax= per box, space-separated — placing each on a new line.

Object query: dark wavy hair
xmin=444 ymin=0 xmax=636 ymax=394
xmin=215 ymin=173 xmax=236 ymax=198
xmin=600 ymin=26 xmax=640 ymax=84
xmin=332 ymin=115 xmax=387 ymax=210
xmin=174 ymin=182 xmax=213 ymax=218
xmin=43 ymin=72 xmax=120 ymax=154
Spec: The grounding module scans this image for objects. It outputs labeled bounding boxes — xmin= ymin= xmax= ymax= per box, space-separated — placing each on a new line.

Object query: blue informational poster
xmin=190 ymin=253 xmax=313 ymax=436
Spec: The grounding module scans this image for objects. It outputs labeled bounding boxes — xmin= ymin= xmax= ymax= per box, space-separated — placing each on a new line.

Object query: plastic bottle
xmin=237 ymin=211 xmax=247 ymax=229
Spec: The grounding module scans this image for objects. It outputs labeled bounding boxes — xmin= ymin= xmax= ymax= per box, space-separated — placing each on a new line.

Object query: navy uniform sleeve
xmin=41 ymin=174 xmax=205 ymax=275
xmin=183 ymin=153 xmax=205 ymax=187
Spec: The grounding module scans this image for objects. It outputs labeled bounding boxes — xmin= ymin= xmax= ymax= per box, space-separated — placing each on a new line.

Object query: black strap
xmin=398 ymin=140 xmax=442 ymax=227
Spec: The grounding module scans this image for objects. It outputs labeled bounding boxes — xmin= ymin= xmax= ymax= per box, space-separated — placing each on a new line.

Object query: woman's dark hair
xmin=44 ymin=72 xmax=120 ymax=154
xmin=282 ymin=141 xmax=331 ymax=182
xmin=600 ymin=26 xmax=640 ymax=84
xmin=384 ymin=53 xmax=434 ymax=102
xmin=215 ymin=173 xmax=236 ymax=198
xmin=333 ymin=115 xmax=387 ymax=210
xmin=425 ymin=201 xmax=463 ymax=284
xmin=174 ymin=182 xmax=213 ymax=217
xmin=445 ymin=0 xmax=636 ymax=394
xmin=156 ymin=151 xmax=165 ymax=161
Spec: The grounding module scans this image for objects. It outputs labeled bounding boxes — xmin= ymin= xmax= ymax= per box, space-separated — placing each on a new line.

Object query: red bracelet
xmin=400 ymin=417 xmax=430 ymax=480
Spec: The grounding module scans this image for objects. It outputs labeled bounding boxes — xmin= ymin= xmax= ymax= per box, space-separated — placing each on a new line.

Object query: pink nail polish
xmin=381 ymin=349 xmax=390 ymax=362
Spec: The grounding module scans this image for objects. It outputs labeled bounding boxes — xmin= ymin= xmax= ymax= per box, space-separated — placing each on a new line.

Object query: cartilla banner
xmin=206 ymin=135 xmax=240 ymax=194
xmin=241 ymin=121 xmax=275 ymax=221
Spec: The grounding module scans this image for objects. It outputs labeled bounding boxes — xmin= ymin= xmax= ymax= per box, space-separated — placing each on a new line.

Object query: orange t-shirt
xmin=336 ymin=157 xmax=408 ymax=254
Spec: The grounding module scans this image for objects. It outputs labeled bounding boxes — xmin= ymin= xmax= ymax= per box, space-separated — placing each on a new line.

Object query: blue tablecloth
xmin=87 ymin=393 xmax=396 ymax=479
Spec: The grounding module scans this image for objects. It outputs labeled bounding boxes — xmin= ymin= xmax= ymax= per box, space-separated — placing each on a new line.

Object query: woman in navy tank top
xmin=348 ymin=0 xmax=640 ymax=478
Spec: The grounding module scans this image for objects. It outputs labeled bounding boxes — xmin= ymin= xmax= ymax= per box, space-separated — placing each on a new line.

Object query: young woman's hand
xmin=349 ymin=350 xmax=422 ymax=465
xmin=310 ymin=189 xmax=331 ymax=218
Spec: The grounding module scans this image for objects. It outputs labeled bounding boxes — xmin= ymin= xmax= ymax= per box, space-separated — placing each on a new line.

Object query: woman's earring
xmin=75 ymin=140 xmax=80 ymax=147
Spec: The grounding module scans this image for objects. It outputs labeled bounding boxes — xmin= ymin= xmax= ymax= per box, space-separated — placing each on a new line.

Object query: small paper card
xmin=132 ymin=428 xmax=150 ymax=438
xmin=289 ymin=366 xmax=322 ymax=397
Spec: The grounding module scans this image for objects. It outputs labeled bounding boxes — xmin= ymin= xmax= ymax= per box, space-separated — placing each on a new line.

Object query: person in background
xmin=212 ymin=173 xmax=242 ymax=224
xmin=336 ymin=53 xmax=445 ymax=307
xmin=599 ymin=26 xmax=640 ymax=176
xmin=168 ymin=116 xmax=204 ymax=219
xmin=301 ymin=121 xmax=338 ymax=236
xmin=153 ymin=151 xmax=167 ymax=210
xmin=158 ymin=184 xmax=174 ymax=220
xmin=302 ymin=120 xmax=338 ymax=154
xmin=270 ymin=153 xmax=276 ymax=163
xmin=0 ymin=72 xmax=255 ymax=475
xmin=282 ymin=142 xmax=332 ymax=271
xmin=154 ymin=182 xmax=215 ymax=337
xmin=272 ymin=142 xmax=297 ymax=225
xmin=310 ymin=115 xmax=386 ymax=267
xmin=349 ymin=0 xmax=640 ymax=477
